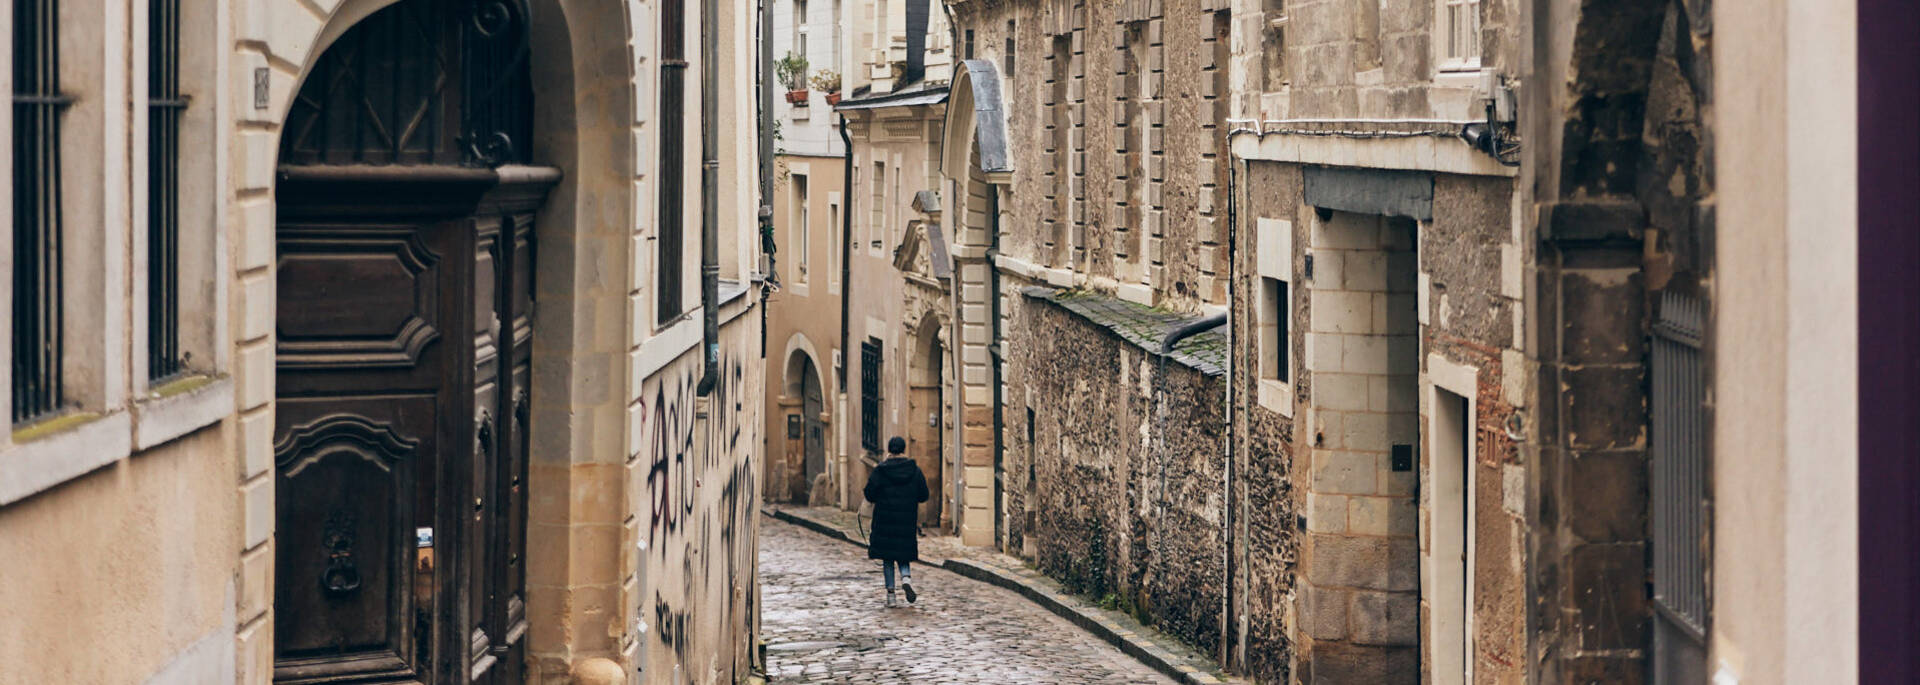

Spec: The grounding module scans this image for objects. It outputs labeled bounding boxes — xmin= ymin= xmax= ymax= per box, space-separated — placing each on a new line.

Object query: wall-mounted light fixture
xmin=1460 ymin=72 xmax=1521 ymax=167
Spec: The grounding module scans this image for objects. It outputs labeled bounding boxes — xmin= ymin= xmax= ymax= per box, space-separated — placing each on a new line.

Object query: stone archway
xmin=781 ymin=350 xmax=827 ymax=504
xmin=906 ymin=315 xmax=948 ymax=528
xmin=239 ymin=0 xmax=646 ymax=680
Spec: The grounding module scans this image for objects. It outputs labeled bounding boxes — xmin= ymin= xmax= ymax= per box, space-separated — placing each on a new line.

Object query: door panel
xmin=272 ymin=399 xmax=436 ymax=683
xmin=274 ymin=217 xmax=457 ymax=685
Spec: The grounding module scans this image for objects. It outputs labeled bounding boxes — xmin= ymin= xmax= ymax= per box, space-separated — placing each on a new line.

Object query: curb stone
xmin=761 ymin=507 xmax=1241 ymax=685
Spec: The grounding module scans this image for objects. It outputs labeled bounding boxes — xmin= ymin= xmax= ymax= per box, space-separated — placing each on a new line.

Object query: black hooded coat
xmin=863 ymin=456 xmax=929 ymax=561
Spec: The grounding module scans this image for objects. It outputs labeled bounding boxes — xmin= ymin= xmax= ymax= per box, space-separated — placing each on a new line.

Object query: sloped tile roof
xmin=1022 ymin=286 xmax=1227 ymax=377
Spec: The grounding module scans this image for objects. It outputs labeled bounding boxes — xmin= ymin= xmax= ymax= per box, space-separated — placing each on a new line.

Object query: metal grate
xmin=860 ymin=338 xmax=881 ymax=452
xmin=148 ymin=0 xmax=184 ymax=381
xmin=1650 ymin=290 xmax=1707 ymax=637
xmin=13 ymin=0 xmax=70 ymax=422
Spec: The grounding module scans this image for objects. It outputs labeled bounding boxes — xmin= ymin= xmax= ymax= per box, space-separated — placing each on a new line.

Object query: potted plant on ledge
xmin=811 ymin=69 xmax=843 ymax=106
xmin=777 ymin=52 xmax=810 ymax=106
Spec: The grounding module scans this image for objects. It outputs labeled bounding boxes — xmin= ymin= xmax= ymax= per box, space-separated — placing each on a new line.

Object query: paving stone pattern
xmin=761 ymin=518 xmax=1176 ymax=684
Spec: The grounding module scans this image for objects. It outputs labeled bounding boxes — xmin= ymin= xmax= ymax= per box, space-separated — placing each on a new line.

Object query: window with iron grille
xmin=860 ymin=338 xmax=881 ymax=452
xmin=1651 ymin=291 xmax=1707 ymax=637
xmin=13 ymin=0 xmax=70 ymax=423
xmin=148 ymin=0 xmax=185 ymax=381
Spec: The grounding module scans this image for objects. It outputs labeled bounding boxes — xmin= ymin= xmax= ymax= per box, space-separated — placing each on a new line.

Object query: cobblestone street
xmin=759 ymin=517 xmax=1176 ymax=684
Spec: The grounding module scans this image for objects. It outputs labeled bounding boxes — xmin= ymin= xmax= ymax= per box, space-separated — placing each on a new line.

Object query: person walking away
xmin=864 ymin=436 xmax=929 ymax=606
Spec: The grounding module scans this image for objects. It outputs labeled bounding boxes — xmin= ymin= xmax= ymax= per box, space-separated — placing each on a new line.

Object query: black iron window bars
xmin=149 ymin=0 xmax=185 ymax=381
xmin=13 ymin=0 xmax=71 ymax=422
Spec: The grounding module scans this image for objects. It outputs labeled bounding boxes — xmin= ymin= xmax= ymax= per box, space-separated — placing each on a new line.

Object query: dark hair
xmin=887 ymin=436 xmax=907 ymax=454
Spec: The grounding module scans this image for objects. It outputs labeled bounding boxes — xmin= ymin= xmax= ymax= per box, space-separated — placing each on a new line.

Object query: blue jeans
xmin=883 ymin=560 xmax=911 ymax=590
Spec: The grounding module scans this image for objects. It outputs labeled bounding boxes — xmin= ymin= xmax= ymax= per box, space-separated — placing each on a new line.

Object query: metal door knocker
xmin=321 ymin=512 xmax=362 ymax=597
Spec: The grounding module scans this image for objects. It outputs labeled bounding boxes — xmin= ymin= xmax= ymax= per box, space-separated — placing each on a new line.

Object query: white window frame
xmin=1256 ymin=217 xmax=1293 ymax=417
xmin=1434 ymin=0 xmax=1482 ymax=73
xmin=791 ymin=170 xmax=810 ymax=287
xmin=827 ymin=192 xmax=842 ymax=293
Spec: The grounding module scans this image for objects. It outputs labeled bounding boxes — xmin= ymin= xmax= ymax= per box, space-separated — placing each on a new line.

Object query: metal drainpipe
xmin=1224 ymin=157 xmax=1242 ymax=671
xmin=838 ymin=115 xmax=854 ymax=391
xmin=757 ymin=0 xmax=776 ymax=356
xmin=696 ymin=0 xmax=721 ymax=396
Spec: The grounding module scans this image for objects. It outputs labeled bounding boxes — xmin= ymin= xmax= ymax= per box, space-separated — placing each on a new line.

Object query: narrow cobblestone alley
xmin=759 ymin=518 xmax=1176 ymax=683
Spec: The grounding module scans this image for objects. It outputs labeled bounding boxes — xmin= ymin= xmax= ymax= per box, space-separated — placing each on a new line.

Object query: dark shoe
xmin=902 ymin=583 xmax=917 ymax=604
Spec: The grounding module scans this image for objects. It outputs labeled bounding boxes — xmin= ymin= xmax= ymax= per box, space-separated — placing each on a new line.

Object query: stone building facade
xmin=0 ymin=0 xmax=769 ymax=682
xmin=1223 ymin=0 xmax=1721 ymax=681
xmin=832 ymin=0 xmax=961 ymax=526
xmin=925 ymin=0 xmax=1737 ymax=681
xmin=764 ymin=0 xmax=850 ymax=509
xmin=938 ymin=0 xmax=1251 ymax=658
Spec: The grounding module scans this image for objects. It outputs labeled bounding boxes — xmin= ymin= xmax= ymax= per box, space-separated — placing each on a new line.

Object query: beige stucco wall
xmin=765 ymin=153 xmax=846 ymax=506
xmin=0 ymin=428 xmax=239 ymax=684
xmin=1711 ymin=0 xmax=1858 ymax=683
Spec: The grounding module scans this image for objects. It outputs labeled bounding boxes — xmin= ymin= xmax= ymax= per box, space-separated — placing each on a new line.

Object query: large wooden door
xmin=269 ymin=0 xmax=545 ymax=678
xmin=273 ymin=169 xmax=550 ymax=684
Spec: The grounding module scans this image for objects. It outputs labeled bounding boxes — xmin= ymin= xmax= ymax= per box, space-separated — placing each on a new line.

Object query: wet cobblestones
xmin=760 ymin=517 xmax=1175 ymax=684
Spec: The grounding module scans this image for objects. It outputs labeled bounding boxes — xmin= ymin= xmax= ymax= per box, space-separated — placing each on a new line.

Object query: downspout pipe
xmin=696 ymin=0 xmax=721 ymax=396
xmin=837 ymin=115 xmax=854 ymax=389
xmin=1158 ymin=312 xmax=1227 ymax=355
xmin=756 ymin=0 xmax=777 ymax=355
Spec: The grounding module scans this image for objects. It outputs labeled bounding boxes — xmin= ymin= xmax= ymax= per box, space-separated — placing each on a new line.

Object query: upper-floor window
xmin=1438 ymin=0 xmax=1481 ymax=71
xmin=792 ymin=173 xmax=810 ymax=283
xmin=794 ymin=0 xmax=809 ymax=57
xmin=860 ymin=337 xmax=882 ymax=452
xmin=1261 ymin=0 xmax=1287 ymax=90
xmin=13 ymin=0 xmax=70 ymax=423
xmin=1003 ymin=21 xmax=1016 ymax=78
xmin=149 ymin=0 xmax=186 ymax=381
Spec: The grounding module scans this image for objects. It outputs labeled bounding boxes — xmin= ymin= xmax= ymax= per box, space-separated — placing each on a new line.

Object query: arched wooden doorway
xmin=782 ymin=351 xmax=826 ymax=504
xmin=907 ymin=316 xmax=946 ymax=528
xmin=270 ymin=0 xmax=555 ymax=682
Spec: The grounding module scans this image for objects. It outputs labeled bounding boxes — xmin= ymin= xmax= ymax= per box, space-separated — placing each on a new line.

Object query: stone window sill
xmin=134 ymin=375 xmax=234 ymax=450
xmin=1 ymin=411 xmax=133 ymax=506
xmin=1259 ymin=378 xmax=1294 ymax=418
xmin=0 ymin=375 xmax=232 ymax=507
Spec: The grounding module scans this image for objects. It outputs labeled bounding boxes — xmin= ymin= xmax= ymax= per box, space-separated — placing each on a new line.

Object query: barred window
xmin=12 ymin=0 xmax=71 ymax=422
xmin=860 ymin=337 xmax=881 ymax=452
xmin=148 ymin=0 xmax=186 ymax=381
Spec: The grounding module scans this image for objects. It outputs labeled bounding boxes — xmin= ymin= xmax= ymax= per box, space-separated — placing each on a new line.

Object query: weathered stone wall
xmin=1527 ymin=0 xmax=1716 ymax=680
xmin=954 ymin=0 xmax=1231 ymax=308
xmin=1230 ymin=0 xmax=1524 ymax=122
xmin=1232 ymin=161 xmax=1304 ymax=684
xmin=1423 ymin=174 xmax=1529 ymax=684
xmin=1238 ymin=160 xmax=1530 ymax=682
xmin=1001 ymin=293 xmax=1231 ymax=657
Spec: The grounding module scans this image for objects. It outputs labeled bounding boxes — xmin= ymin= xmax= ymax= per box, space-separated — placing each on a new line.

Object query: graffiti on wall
xmin=636 ymin=324 xmax=762 ymax=682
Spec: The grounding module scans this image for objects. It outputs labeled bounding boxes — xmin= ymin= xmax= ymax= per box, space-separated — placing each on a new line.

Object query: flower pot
xmin=825 ymin=92 xmax=842 ymax=106
xmin=786 ymin=89 xmax=810 ymax=105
